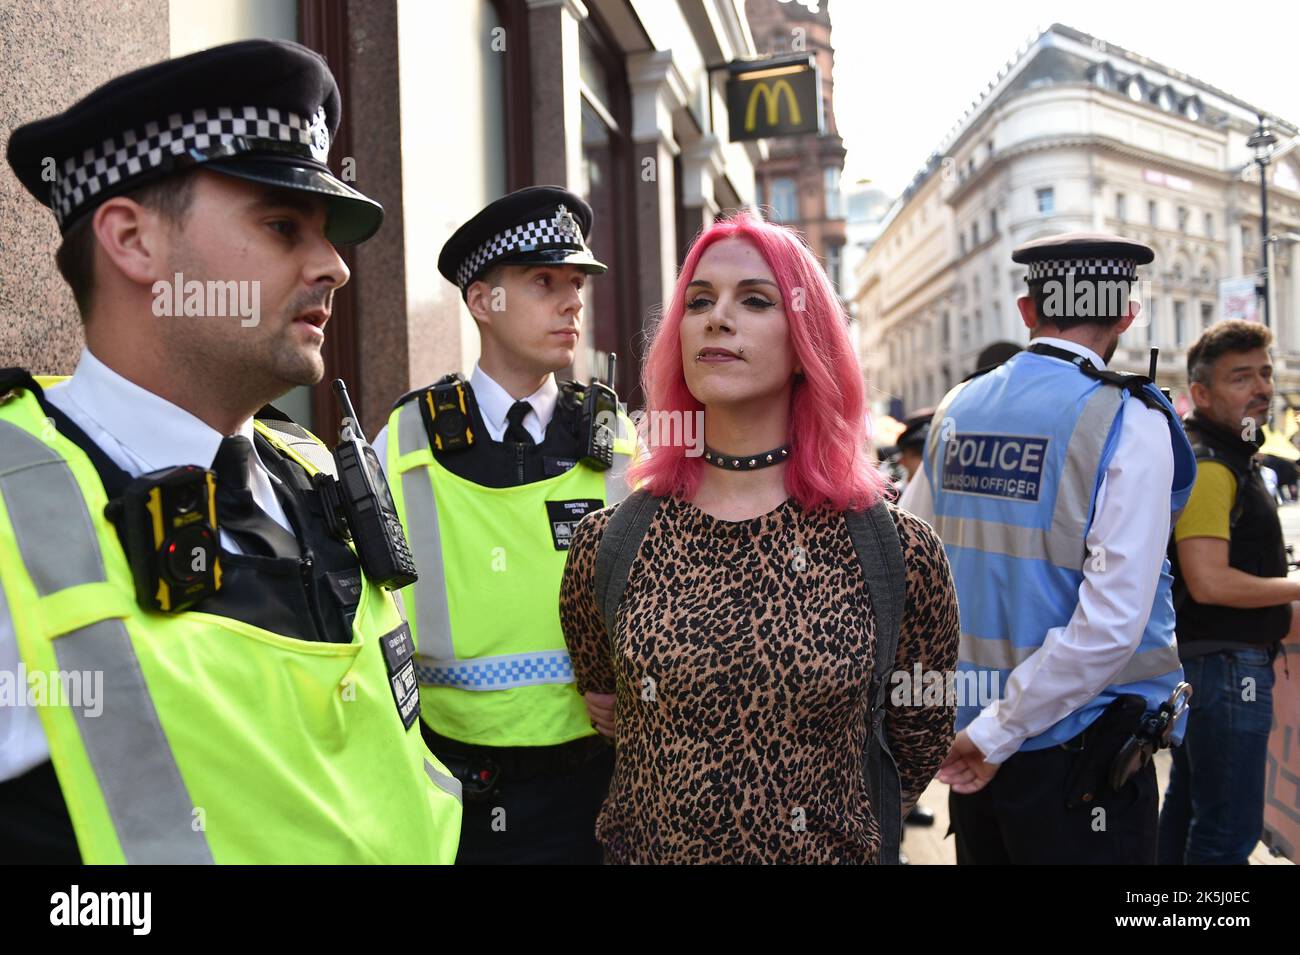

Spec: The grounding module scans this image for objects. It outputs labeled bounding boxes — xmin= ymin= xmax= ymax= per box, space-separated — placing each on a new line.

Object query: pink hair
xmin=628 ymin=211 xmax=886 ymax=513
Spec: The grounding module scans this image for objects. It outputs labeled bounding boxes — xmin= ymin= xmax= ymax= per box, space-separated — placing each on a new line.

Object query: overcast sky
xmin=827 ymin=0 xmax=1300 ymax=196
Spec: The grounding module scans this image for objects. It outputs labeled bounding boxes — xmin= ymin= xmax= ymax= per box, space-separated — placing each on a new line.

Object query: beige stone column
xmin=627 ymin=50 xmax=688 ymax=329
xmin=680 ymin=133 xmax=726 ymax=254
xmin=527 ymin=0 xmax=587 ymax=188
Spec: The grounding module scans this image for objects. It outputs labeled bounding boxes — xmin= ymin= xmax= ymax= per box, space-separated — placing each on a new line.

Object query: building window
xmin=959 ymin=233 xmax=967 ymax=255
xmin=769 ymin=177 xmax=797 ymax=223
xmin=1148 ymin=199 xmax=1158 ymax=227
xmin=989 ymin=208 xmax=998 ymax=234
xmin=1036 ymin=187 xmax=1054 ymax=215
xmin=1174 ymin=301 xmax=1187 ymax=346
xmin=1177 ymin=206 xmax=1189 ymax=232
xmin=823 ymin=167 xmax=843 ymax=219
xmin=1204 ymin=212 xmax=1214 ymax=238
xmin=971 ymin=221 xmax=980 ymax=246
xmin=825 ymin=244 xmax=843 ymax=291
xmin=578 ymin=11 xmax=634 ymax=390
xmin=1127 ymin=76 xmax=1144 ymax=101
xmin=1116 ymin=193 xmax=1126 ymax=222
xmin=1201 ymin=301 xmax=1214 ymax=330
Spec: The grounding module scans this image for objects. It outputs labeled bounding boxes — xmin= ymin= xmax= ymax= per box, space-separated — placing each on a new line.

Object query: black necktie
xmin=505 ymin=400 xmax=535 ymax=445
xmin=211 ymin=436 xmax=300 ymax=558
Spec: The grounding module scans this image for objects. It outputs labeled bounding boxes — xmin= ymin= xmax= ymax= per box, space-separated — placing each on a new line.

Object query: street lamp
xmin=1247 ymin=113 xmax=1278 ymax=326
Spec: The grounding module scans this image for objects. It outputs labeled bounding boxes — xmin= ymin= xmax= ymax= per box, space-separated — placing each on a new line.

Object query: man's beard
xmin=264 ymin=289 xmax=334 ymax=389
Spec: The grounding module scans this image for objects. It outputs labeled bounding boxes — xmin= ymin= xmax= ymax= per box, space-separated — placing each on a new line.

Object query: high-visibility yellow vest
xmin=0 ymin=380 xmax=462 ymax=864
xmin=386 ymin=396 xmax=635 ymax=747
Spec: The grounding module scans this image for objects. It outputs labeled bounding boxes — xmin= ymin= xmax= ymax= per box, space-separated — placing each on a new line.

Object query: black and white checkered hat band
xmin=456 ymin=216 xmax=587 ymax=289
xmin=1027 ymin=258 xmax=1138 ymax=282
xmin=50 ymin=106 xmax=319 ymax=227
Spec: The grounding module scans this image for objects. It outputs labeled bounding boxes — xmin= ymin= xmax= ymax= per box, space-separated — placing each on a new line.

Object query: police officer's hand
xmin=584 ymin=691 xmax=615 ymax=738
xmin=936 ymin=730 xmax=999 ymax=794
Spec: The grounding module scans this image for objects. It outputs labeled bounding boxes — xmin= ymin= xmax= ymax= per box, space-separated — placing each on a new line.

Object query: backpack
xmin=592 ymin=489 xmax=908 ymax=864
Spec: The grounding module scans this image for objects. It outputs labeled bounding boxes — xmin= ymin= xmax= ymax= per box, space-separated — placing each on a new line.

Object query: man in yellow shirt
xmin=1160 ymin=319 xmax=1298 ymax=864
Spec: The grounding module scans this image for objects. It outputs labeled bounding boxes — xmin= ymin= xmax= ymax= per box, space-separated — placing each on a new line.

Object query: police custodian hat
xmin=6 ymin=39 xmax=382 ymax=245
xmin=438 ymin=186 xmax=608 ymax=297
xmin=1012 ymin=232 xmax=1154 ymax=285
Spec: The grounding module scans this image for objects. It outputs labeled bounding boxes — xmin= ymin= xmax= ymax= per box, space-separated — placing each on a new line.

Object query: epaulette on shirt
xmin=557 ymin=378 xmax=585 ymax=409
xmin=390 ymin=373 xmax=466 ymax=413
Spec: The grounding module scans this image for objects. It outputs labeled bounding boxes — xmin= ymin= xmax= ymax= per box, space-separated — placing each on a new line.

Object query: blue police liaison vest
xmin=923 ymin=349 xmax=1196 ymax=751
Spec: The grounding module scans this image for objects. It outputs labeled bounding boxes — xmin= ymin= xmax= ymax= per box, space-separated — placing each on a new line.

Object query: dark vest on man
xmin=1168 ymin=413 xmax=1291 ymax=650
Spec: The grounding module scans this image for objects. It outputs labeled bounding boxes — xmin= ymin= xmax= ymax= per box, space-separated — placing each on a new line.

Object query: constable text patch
xmin=378 ymin=622 xmax=420 ymax=730
xmin=942 ymin=433 xmax=1049 ymax=502
xmin=546 ymin=498 xmax=603 ymax=550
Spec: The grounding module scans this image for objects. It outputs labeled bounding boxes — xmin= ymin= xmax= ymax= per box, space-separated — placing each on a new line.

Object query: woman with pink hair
xmin=559 ymin=213 xmax=959 ymax=864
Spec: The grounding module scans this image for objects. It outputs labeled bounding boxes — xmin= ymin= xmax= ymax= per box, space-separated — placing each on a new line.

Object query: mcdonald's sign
xmin=725 ymin=55 xmax=822 ymax=142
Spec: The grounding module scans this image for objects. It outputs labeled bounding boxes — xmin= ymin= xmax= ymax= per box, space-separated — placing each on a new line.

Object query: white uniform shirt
xmin=901 ymin=337 xmax=1176 ymax=764
xmin=372 ymin=363 xmax=559 ymax=472
xmin=0 ymin=349 xmax=295 ymax=782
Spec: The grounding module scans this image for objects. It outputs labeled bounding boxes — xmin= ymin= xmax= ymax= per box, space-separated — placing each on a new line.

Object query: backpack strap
xmin=844 ymin=499 xmax=908 ymax=865
xmin=594 ymin=489 xmax=664 ymax=643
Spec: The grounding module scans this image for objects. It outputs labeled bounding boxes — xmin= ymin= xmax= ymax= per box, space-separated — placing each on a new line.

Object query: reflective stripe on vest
xmin=958 ymin=631 xmax=1181 ymax=684
xmin=0 ymin=419 xmax=214 ymax=864
xmin=930 ymin=385 xmax=1122 ymax=569
xmin=394 ymin=399 xmax=631 ymax=691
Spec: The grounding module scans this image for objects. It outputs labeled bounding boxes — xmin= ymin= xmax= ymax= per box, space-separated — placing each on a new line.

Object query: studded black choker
xmin=702 ymin=444 xmax=790 ymax=471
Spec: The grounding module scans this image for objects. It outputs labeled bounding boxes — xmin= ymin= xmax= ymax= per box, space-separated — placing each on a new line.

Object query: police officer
xmin=372 ymin=187 xmax=637 ymax=864
xmin=0 ymin=40 xmax=461 ymax=863
xmin=907 ymin=233 xmax=1197 ymax=864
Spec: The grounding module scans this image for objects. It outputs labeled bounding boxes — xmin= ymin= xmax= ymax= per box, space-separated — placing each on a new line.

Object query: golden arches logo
xmin=744 ymin=79 xmax=801 ymax=131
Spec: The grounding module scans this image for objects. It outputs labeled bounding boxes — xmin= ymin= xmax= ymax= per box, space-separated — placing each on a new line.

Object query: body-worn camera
xmin=420 ymin=374 xmax=477 ymax=453
xmin=315 ymin=380 xmax=419 ymax=591
xmin=105 ymin=466 xmax=222 ymax=612
xmin=578 ymin=353 xmax=619 ymax=471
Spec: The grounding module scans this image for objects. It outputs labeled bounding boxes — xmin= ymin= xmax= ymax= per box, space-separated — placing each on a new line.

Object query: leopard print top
xmin=559 ymin=495 xmax=960 ymax=864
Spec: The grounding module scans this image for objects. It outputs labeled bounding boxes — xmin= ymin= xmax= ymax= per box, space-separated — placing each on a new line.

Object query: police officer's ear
xmin=1016 ymin=295 xmax=1038 ymax=331
xmin=465 ymin=267 xmax=505 ymax=326
xmin=1115 ymin=299 xmax=1140 ymax=336
xmin=90 ymin=195 xmax=174 ymax=292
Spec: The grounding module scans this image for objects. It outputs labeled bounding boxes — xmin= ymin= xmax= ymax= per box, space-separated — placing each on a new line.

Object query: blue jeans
xmin=1157 ymin=646 xmax=1276 ymax=865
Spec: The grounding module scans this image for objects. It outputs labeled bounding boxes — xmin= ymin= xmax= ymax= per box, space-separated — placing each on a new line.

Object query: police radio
xmin=420 ymin=374 xmax=477 ymax=452
xmin=105 ymin=466 xmax=222 ymax=612
xmin=578 ymin=353 xmax=619 ymax=471
xmin=316 ymin=380 xmax=419 ymax=591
